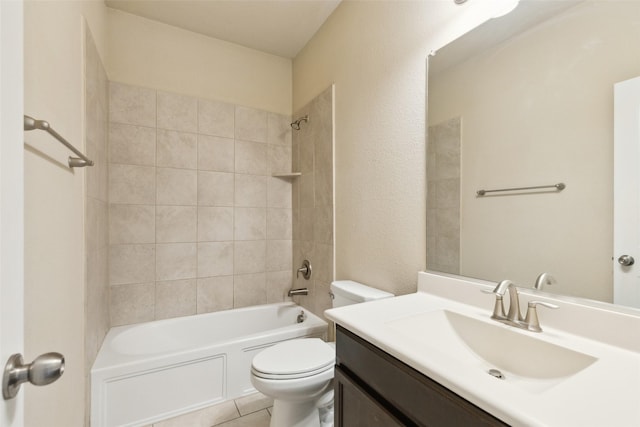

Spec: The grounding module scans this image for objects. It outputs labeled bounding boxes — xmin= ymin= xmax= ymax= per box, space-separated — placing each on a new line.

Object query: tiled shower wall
xmin=426 ymin=116 xmax=461 ymax=274
xmin=84 ymin=26 xmax=110 ymax=423
xmin=291 ymin=86 xmax=335 ymax=319
xmin=107 ymin=82 xmax=294 ymax=326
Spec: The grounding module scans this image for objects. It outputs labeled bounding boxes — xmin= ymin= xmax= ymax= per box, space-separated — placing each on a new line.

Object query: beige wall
xmin=429 ymin=1 xmax=640 ymax=301
xmin=107 ymin=8 xmax=293 ymax=116
xmin=292 ymin=1 xmax=495 ymax=296
xmin=24 ymin=1 xmax=107 ymax=426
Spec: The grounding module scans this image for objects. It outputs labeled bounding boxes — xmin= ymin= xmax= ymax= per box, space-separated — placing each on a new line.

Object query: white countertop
xmin=325 ymin=272 xmax=640 ymax=427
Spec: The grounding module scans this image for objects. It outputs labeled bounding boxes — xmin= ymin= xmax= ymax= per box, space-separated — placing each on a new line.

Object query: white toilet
xmin=251 ymin=280 xmax=394 ymax=427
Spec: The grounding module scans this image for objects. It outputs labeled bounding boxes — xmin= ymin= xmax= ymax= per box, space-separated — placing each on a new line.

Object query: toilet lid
xmin=252 ymin=338 xmax=334 ymax=379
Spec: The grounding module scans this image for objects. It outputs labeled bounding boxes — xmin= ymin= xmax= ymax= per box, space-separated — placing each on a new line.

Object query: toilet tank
xmin=330 ymin=280 xmax=394 ymax=308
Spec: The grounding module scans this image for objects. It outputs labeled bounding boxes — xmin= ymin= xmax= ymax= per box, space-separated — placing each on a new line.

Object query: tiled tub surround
xmin=291 ymin=86 xmax=335 ymax=319
xmin=108 ymin=82 xmax=294 ymax=326
xmin=426 ymin=117 xmax=461 ymax=274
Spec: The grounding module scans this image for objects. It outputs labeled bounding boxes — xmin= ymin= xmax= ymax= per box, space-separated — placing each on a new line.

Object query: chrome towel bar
xmin=476 ymin=182 xmax=565 ymax=196
xmin=24 ymin=115 xmax=94 ymax=168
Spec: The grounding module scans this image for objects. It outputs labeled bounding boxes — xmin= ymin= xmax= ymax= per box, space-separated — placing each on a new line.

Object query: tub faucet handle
xmin=296 ymin=259 xmax=312 ymax=280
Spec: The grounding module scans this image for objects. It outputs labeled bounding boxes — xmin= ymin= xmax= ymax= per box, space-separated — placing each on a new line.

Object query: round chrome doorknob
xmin=2 ymin=352 xmax=65 ymax=400
xmin=618 ymin=255 xmax=635 ymax=266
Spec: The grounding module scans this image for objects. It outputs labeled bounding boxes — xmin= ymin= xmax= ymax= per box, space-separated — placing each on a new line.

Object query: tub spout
xmin=288 ymin=288 xmax=308 ymax=297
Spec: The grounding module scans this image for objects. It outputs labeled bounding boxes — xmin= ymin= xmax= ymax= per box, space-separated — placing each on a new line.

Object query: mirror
xmin=427 ymin=0 xmax=640 ymax=305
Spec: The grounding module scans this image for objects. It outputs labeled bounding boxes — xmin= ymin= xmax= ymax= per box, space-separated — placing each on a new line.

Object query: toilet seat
xmin=251 ymin=338 xmax=335 ymax=380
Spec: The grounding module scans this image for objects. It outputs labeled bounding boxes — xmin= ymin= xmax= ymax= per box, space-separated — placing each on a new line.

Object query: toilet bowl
xmin=250 ymin=280 xmax=394 ymax=427
xmin=251 ymin=339 xmax=334 ymax=427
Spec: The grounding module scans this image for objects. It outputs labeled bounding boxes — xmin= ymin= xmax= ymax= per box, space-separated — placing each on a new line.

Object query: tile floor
xmin=146 ymin=392 xmax=273 ymax=427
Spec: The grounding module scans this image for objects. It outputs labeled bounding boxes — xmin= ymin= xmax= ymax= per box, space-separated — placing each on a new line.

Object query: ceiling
xmin=105 ymin=0 xmax=342 ymax=59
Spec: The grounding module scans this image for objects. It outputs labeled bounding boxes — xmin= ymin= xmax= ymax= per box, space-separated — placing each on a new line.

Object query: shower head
xmin=290 ymin=115 xmax=309 ymax=130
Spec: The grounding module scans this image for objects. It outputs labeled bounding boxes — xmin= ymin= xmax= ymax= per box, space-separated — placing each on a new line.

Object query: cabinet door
xmin=335 ymin=366 xmax=404 ymax=427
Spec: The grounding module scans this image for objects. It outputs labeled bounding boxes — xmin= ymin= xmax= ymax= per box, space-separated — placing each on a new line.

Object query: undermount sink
xmin=386 ymin=309 xmax=598 ymax=393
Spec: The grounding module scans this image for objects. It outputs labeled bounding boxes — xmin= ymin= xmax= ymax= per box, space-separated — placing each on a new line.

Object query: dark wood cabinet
xmin=335 ymin=326 xmax=509 ymax=427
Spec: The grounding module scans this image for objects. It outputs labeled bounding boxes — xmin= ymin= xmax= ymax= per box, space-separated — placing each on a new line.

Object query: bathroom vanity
xmin=325 ymin=272 xmax=640 ymax=427
xmin=335 ymin=325 xmax=507 ymax=426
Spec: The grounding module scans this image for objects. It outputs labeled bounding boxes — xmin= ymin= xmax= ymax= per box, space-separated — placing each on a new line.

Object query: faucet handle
xmin=524 ymin=300 xmax=559 ymax=332
xmin=481 ymin=289 xmax=506 ymax=319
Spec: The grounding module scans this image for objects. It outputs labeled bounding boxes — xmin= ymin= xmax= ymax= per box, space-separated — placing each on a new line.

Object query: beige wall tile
xmin=234 ymin=273 xmax=266 ymax=308
xmin=198 ymin=207 xmax=234 ymax=242
xmin=110 ymin=283 xmax=155 ymax=326
xmin=266 ymin=271 xmax=293 ymax=303
xmin=235 ymin=106 xmax=267 ymax=143
xmin=157 ymin=129 xmax=198 ymax=169
xmin=156 ymin=243 xmax=197 ymax=281
xmin=157 ymin=91 xmax=197 ymax=133
xmin=109 ymin=82 xmax=156 ymax=127
xmin=267 ymin=112 xmax=292 ymax=146
xmin=157 ymin=167 xmax=197 ymax=206
xmin=267 ymin=240 xmax=292 ymax=272
xmin=235 ymin=140 xmax=267 ymax=175
xmin=198 ymin=171 xmax=234 ymax=206
xmin=109 ymin=244 xmax=155 ymax=285
xmin=109 ymin=204 xmax=155 ymax=244
xmin=314 ymin=168 xmax=333 ymax=207
xmin=155 ymin=279 xmax=197 ymax=320
xmin=313 ymin=205 xmax=333 ymax=244
xmin=198 ymin=99 xmax=235 ymax=138
xmin=108 ymin=123 xmax=156 ymax=166
xmin=299 ymin=131 xmax=314 ymax=174
xmin=197 ymin=276 xmax=234 ymax=314
xmin=313 ymin=243 xmax=334 ymax=283
xmin=313 ymin=280 xmax=333 ymax=320
xmin=267 ymin=208 xmax=292 ymax=240
xmin=436 ymin=178 xmax=460 ymax=209
xmin=234 ymin=207 xmax=266 ymax=241
xmin=198 ymin=242 xmax=234 ymax=277
xmin=235 ymin=174 xmax=267 ymax=207
xmin=198 ymin=135 xmax=234 ymax=172
xmin=298 ymin=173 xmax=314 ymax=209
xmin=299 ymin=208 xmax=314 ymax=243
xmin=109 ymin=164 xmax=155 ymax=205
xmin=268 ymin=144 xmax=292 ymax=174
xmin=267 ymin=177 xmax=291 ymax=208
xmin=234 ymin=240 xmax=266 ymax=274
xmin=156 ymin=206 xmax=197 ymax=243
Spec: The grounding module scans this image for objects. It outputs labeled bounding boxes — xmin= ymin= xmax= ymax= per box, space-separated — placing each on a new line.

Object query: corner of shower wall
xmin=291 ymin=84 xmax=335 ymax=320
xmin=83 ymin=20 xmax=111 ymax=426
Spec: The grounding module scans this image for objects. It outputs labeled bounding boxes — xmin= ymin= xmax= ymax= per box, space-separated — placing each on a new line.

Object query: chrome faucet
xmin=487 ymin=279 xmax=522 ymax=323
xmin=534 ymin=272 xmax=556 ymax=290
xmin=483 ymin=279 xmax=558 ymax=332
xmin=288 ymin=288 xmax=308 ymax=297
xmin=296 ymin=260 xmax=312 ymax=280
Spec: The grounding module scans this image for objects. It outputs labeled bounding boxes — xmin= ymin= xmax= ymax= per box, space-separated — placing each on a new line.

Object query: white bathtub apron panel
xmin=91 ymin=303 xmax=327 ymax=427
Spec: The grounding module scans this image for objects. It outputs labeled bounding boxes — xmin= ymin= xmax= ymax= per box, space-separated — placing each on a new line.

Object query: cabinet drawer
xmin=336 ymin=326 xmax=508 ymax=427
xmin=335 ymin=366 xmax=404 ymax=427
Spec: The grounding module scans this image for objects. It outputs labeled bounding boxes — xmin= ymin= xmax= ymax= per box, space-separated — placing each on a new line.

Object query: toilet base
xmin=270 ymin=399 xmax=320 ymax=427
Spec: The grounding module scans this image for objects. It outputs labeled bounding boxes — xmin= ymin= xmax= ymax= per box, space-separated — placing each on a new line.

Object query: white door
xmin=0 ymin=0 xmax=25 ymax=426
xmin=614 ymin=76 xmax=640 ymax=308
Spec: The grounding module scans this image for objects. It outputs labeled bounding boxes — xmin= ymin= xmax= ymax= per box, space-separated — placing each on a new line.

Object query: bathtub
xmin=91 ymin=302 xmax=327 ymax=427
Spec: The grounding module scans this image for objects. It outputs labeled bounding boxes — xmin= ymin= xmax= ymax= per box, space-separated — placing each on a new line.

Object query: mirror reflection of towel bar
xmin=24 ymin=115 xmax=94 ymax=168
xmin=476 ymin=183 xmax=565 ymax=196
